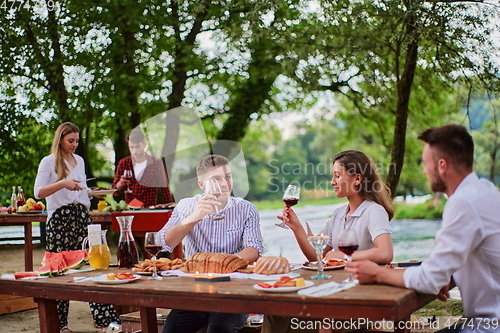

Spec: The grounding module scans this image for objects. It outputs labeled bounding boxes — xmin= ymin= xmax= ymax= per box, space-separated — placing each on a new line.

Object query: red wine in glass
xmin=145 ymin=245 xmax=162 ymax=257
xmin=144 ymin=232 xmax=162 ymax=280
xmin=276 ymin=184 xmax=300 ymax=229
xmin=123 ymin=170 xmax=133 ymax=193
xmin=338 ymin=244 xmax=359 ymax=256
xmin=283 ymin=198 xmax=299 ymax=207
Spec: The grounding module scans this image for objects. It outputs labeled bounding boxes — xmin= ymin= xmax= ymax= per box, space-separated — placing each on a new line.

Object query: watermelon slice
xmin=128 ymin=198 xmax=143 ymax=209
xmin=35 ymin=250 xmax=89 ymax=276
xmin=62 ymin=250 xmax=90 ymax=269
xmin=14 ymin=272 xmax=40 ymax=279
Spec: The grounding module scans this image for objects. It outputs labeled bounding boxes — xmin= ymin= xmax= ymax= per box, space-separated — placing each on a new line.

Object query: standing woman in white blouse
xmin=34 ymin=122 xmax=120 ymax=333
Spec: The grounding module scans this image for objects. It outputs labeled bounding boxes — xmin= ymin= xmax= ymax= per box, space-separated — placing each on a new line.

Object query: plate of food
xmin=133 ymin=271 xmax=153 ymax=276
xmin=91 ymin=189 xmax=117 ymax=196
xmin=93 ymin=272 xmax=141 ymax=284
xmin=253 ymin=276 xmax=314 ymax=293
xmin=302 ymin=259 xmax=345 ymax=270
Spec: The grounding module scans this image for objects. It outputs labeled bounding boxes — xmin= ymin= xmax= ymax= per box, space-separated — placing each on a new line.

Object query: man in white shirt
xmin=346 ymin=124 xmax=500 ymax=333
xmin=157 ymin=154 xmax=263 ymax=333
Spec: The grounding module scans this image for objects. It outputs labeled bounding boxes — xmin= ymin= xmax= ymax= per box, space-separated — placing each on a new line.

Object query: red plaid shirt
xmin=112 ymin=155 xmax=174 ymax=207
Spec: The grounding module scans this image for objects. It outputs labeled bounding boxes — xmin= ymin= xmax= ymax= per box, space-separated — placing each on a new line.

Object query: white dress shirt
xmin=157 ymin=194 xmax=264 ymax=258
xmin=404 ymin=173 xmax=500 ymax=330
xmin=34 ymin=154 xmax=91 ymax=220
xmin=321 ymin=200 xmax=392 ymax=251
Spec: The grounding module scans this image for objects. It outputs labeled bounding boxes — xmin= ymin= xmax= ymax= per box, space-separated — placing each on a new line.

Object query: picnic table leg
xmin=394 ymin=316 xmax=411 ymax=333
xmin=25 ymin=222 xmax=33 ymax=272
xmin=36 ymin=298 xmax=59 ymax=333
xmin=140 ymin=307 xmax=158 ymax=333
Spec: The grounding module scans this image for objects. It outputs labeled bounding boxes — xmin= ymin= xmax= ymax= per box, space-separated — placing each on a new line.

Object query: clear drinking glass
xmin=123 ymin=170 xmax=133 ymax=193
xmin=204 ymin=179 xmax=225 ymax=220
xmin=338 ymin=228 xmax=359 ymax=282
xmin=308 ymin=234 xmax=331 ymax=280
xmin=275 ymin=184 xmax=300 ymax=229
xmin=144 ymin=232 xmax=162 ymax=280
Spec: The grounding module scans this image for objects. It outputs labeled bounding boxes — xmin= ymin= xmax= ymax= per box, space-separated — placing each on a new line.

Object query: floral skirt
xmin=46 ymin=203 xmax=120 ymax=329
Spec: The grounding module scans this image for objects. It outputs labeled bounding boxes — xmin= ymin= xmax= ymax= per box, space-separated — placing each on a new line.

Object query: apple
xmin=33 ymin=204 xmax=43 ymax=210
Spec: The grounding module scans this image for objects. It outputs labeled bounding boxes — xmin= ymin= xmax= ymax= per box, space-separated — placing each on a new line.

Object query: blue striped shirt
xmin=157 ymin=194 xmax=264 ymax=258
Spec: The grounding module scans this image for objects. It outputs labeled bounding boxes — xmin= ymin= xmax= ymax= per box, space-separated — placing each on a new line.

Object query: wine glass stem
xmin=152 ymin=256 xmax=158 ymax=278
xmin=316 ymin=250 xmax=324 ymax=276
xmin=346 ymin=255 xmax=353 ymax=281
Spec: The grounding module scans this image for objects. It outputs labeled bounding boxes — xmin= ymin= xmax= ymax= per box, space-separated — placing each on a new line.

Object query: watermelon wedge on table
xmin=13 ymin=272 xmax=40 ymax=279
xmin=128 ymin=198 xmax=144 ymax=209
xmin=35 ymin=250 xmax=89 ymax=276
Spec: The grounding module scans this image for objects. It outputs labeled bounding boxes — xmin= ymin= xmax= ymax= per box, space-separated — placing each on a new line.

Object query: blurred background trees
xmin=0 ymin=0 xmax=499 ymax=203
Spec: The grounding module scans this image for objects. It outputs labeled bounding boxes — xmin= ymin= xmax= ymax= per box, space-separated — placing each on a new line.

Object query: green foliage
xmin=414 ymin=300 xmax=463 ymax=317
xmin=394 ymin=198 xmax=446 ymax=220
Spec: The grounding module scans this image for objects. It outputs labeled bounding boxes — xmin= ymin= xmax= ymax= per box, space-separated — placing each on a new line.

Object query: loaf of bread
xmin=182 ymin=252 xmax=248 ymax=274
xmin=254 ymin=256 xmax=290 ymax=275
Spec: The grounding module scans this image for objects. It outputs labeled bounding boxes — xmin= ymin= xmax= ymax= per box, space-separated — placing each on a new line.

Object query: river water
xmin=260 ymin=203 xmax=442 ymax=263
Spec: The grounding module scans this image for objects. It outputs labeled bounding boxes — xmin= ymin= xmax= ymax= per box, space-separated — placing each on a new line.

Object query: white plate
xmin=253 ymin=280 xmax=314 ymax=293
xmin=17 ymin=210 xmax=44 ymax=214
xmin=302 ymin=261 xmax=345 ymax=271
xmin=93 ymin=274 xmax=141 ymax=284
xmin=247 ymin=272 xmax=300 ymax=280
xmin=91 ymin=189 xmax=117 ymax=195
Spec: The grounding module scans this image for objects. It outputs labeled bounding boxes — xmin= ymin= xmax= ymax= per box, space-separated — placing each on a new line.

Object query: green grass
xmin=414 ymin=300 xmax=463 ymax=317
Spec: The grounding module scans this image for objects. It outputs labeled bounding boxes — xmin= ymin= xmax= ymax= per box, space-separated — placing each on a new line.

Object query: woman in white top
xmin=262 ymin=150 xmax=394 ymax=333
xmin=34 ymin=122 xmax=120 ymax=333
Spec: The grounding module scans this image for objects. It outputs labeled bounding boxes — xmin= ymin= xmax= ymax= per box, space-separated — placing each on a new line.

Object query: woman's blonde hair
xmin=333 ymin=150 xmax=394 ymax=220
xmin=51 ymin=122 xmax=80 ymax=181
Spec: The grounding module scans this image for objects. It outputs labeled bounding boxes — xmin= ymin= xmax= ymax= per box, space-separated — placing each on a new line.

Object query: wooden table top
xmin=0 ymin=268 xmax=434 ymax=321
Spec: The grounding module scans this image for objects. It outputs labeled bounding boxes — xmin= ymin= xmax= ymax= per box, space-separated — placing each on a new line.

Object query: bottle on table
xmin=17 ymin=186 xmax=26 ymax=208
xmin=10 ymin=186 xmax=17 ymax=212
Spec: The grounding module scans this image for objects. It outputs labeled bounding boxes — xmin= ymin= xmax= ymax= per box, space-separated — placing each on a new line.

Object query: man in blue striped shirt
xmin=157 ymin=154 xmax=263 ymax=333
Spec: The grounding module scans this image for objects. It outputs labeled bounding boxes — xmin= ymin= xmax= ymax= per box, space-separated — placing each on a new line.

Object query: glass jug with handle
xmin=83 ymin=225 xmax=111 ymax=269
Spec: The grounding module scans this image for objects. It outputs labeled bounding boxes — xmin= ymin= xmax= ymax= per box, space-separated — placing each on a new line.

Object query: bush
xmin=394 ymin=198 xmax=446 ymax=220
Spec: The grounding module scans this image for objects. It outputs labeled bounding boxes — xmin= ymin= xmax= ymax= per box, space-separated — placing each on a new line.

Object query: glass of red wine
xmin=144 ymin=232 xmax=162 ymax=280
xmin=275 ymin=184 xmax=300 ymax=229
xmin=204 ymin=179 xmax=224 ymax=220
xmin=338 ymin=228 xmax=359 ymax=282
xmin=123 ymin=170 xmax=133 ymax=193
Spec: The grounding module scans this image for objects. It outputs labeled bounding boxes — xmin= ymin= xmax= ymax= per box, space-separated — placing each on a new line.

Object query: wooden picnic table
xmin=0 ymin=268 xmax=435 ymax=333
xmin=0 ymin=210 xmax=178 ymax=271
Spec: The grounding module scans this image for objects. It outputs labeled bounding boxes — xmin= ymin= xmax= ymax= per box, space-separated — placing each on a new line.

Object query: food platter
xmin=91 ymin=189 xmax=117 ymax=196
xmin=247 ymin=272 xmax=300 ymax=280
xmin=93 ymin=274 xmax=141 ymax=284
xmin=302 ymin=261 xmax=345 ymax=270
xmin=134 ymin=271 xmax=153 ymax=276
xmin=253 ymin=280 xmax=314 ymax=293
xmin=17 ymin=210 xmax=44 ymax=214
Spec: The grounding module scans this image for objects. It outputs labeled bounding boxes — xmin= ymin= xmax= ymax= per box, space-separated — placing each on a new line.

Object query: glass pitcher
xmin=116 ymin=216 xmax=139 ymax=269
xmin=83 ymin=226 xmax=111 ymax=269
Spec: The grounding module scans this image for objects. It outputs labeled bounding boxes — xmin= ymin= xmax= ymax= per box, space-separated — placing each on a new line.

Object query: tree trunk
xmin=387 ymin=8 xmax=419 ymax=198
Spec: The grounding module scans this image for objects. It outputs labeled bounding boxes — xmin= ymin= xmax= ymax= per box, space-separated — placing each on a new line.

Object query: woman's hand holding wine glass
xmin=204 ymin=179 xmax=225 ymax=220
xmin=144 ymin=232 xmax=162 ymax=280
xmin=338 ymin=228 xmax=359 ymax=283
xmin=276 ymin=184 xmax=300 ymax=229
